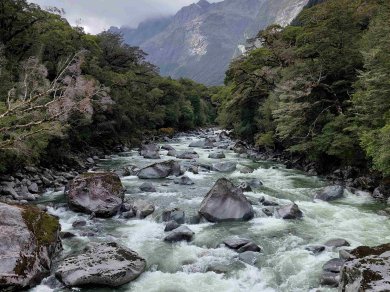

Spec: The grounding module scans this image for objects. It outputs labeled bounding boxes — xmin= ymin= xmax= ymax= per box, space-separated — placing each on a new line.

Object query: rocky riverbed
xmin=2 ymin=129 xmax=390 ymax=291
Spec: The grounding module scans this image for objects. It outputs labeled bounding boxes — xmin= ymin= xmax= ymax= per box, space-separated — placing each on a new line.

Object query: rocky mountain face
xmin=112 ymin=0 xmax=309 ymax=85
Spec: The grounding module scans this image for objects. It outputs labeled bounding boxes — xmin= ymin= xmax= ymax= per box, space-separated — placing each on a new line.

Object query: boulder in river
xmin=162 ymin=208 xmax=185 ymax=224
xmin=176 ymin=151 xmax=199 ymax=159
xmin=320 ymin=258 xmax=345 ymax=287
xmin=275 ymin=203 xmax=303 ymax=219
xmin=315 ymin=185 xmax=344 ymax=201
xmin=174 ymin=175 xmax=194 ymax=185
xmin=161 ymin=145 xmax=175 ymax=151
xmin=223 ymin=237 xmax=261 ymax=253
xmin=132 ymin=199 xmax=155 ymax=218
xmin=212 ymin=162 xmax=237 ymax=172
xmin=67 ymin=172 xmax=125 ymax=218
xmin=140 ymin=143 xmax=160 ymax=159
xmin=199 ymin=178 xmax=254 ymax=222
xmin=138 ymin=160 xmax=182 ymax=179
xmin=164 ymin=225 xmax=194 ymax=242
xmin=55 ymin=242 xmax=146 ymax=288
xmin=305 ymin=245 xmax=326 ymax=254
xmin=0 ymin=203 xmax=61 ymax=291
xmin=208 ymin=152 xmax=226 ymax=159
xmin=339 ymin=243 xmax=390 ymax=291
xmin=139 ymin=182 xmax=156 ymax=192
xmin=164 ymin=220 xmax=181 ymax=232
xmin=240 ymin=166 xmax=254 ymax=174
xmin=324 ymin=238 xmax=350 ymax=248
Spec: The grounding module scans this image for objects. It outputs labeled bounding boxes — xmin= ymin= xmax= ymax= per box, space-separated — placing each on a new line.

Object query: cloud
xmin=29 ymin=0 xmax=222 ymax=34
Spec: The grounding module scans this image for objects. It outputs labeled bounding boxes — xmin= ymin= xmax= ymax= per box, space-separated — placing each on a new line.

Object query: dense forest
xmin=213 ymin=0 xmax=390 ymax=179
xmin=0 ymin=0 xmax=215 ymax=173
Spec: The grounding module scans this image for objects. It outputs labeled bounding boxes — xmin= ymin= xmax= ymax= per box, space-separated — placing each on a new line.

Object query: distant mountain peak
xmin=197 ymin=0 xmax=211 ymax=8
xmin=117 ymin=0 xmax=309 ymax=85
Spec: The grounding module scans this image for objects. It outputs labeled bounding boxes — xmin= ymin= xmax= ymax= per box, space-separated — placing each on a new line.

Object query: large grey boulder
xmin=164 ymin=225 xmax=194 ymax=242
xmin=339 ymin=243 xmax=390 ymax=291
xmin=55 ymin=242 xmax=146 ymax=288
xmin=199 ymin=178 xmax=254 ymax=222
xmin=0 ymin=203 xmax=61 ymax=291
xmin=161 ymin=145 xmax=175 ymax=151
xmin=67 ymin=172 xmax=125 ymax=218
xmin=138 ymin=160 xmax=182 ymax=179
xmin=315 ymin=185 xmax=344 ymax=201
xmin=140 ymin=143 xmax=160 ymax=159
xmin=275 ymin=203 xmax=303 ymax=219
xmin=212 ymin=162 xmax=237 ymax=172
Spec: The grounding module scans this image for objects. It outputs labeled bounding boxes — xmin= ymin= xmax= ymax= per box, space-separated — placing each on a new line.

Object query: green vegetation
xmin=214 ymin=0 xmax=390 ymax=176
xmin=0 ymin=0 xmax=215 ymax=172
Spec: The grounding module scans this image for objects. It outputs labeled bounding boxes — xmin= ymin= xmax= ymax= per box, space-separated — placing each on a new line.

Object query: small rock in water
xmin=132 ymin=200 xmax=155 ymax=218
xmin=121 ymin=209 xmax=136 ymax=219
xmin=161 ymin=145 xmax=175 ymax=151
xmin=72 ymin=220 xmax=87 ymax=228
xmin=164 ymin=225 xmax=194 ymax=242
xmin=60 ymin=231 xmax=76 ymax=239
xmin=315 ymin=185 xmax=344 ymax=201
xmin=223 ymin=237 xmax=251 ymax=249
xmin=323 ymin=258 xmax=345 ymax=273
xmin=139 ymin=182 xmax=156 ymax=192
xmin=138 ymin=160 xmax=182 ymax=179
xmin=208 ymin=152 xmax=226 ymax=159
xmin=262 ymin=207 xmax=274 ymax=217
xmin=167 ymin=150 xmax=177 ymax=157
xmin=176 ymin=151 xmax=199 ymax=159
xmin=324 ymin=238 xmax=350 ymax=248
xmin=238 ymin=182 xmax=252 ymax=192
xmin=188 ymin=165 xmax=199 ymax=174
xmin=164 ymin=220 xmax=181 ymax=232
xmin=305 ymin=245 xmax=326 ymax=254
xmin=212 ymin=162 xmax=237 ymax=172
xmin=238 ymin=251 xmax=260 ymax=266
xmin=55 ymin=242 xmax=146 ymax=287
xmin=275 ymin=203 xmax=303 ymax=219
xmin=162 ymin=208 xmax=185 ymax=224
xmin=259 ymin=196 xmax=279 ymax=206
xmin=320 ymin=271 xmax=340 ymax=287
xmin=140 ymin=143 xmax=160 ymax=159
xmin=247 ymin=178 xmax=263 ymax=188
xmin=174 ymin=175 xmax=194 ymax=185
xmin=240 ymin=166 xmax=254 ymax=174
xmin=237 ymin=242 xmax=262 ymax=253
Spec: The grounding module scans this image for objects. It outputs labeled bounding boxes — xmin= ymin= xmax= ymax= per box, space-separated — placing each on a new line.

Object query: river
xmin=32 ymin=130 xmax=390 ymax=292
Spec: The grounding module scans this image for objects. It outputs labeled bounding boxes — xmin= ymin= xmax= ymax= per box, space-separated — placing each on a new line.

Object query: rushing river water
xmin=32 ymin=130 xmax=390 ymax=292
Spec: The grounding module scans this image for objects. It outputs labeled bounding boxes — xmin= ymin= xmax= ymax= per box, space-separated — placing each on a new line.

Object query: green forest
xmin=1 ymin=0 xmax=390 ymax=181
xmin=213 ymin=0 xmax=390 ymax=178
xmin=0 ymin=0 xmax=215 ymax=172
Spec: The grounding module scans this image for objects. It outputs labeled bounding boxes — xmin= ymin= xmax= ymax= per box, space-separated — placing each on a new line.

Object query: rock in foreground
xmin=0 ymin=203 xmax=61 ymax=291
xmin=55 ymin=242 xmax=146 ymax=288
xmin=138 ymin=160 xmax=182 ymax=179
xmin=67 ymin=172 xmax=124 ymax=217
xmin=339 ymin=243 xmax=390 ymax=291
xmin=199 ymin=178 xmax=254 ymax=222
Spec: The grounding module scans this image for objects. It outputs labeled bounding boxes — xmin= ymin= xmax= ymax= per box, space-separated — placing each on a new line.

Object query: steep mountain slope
xmin=113 ymin=0 xmax=308 ymax=85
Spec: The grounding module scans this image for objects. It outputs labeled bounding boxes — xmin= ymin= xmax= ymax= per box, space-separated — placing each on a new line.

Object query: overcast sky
xmin=29 ymin=0 xmax=222 ymax=34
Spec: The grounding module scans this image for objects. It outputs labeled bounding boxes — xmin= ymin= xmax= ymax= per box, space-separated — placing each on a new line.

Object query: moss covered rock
xmin=0 ymin=203 xmax=61 ymax=291
xmin=67 ymin=172 xmax=125 ymax=217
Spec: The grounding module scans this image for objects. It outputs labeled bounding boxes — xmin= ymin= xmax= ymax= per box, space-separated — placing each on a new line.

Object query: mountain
xmin=112 ymin=0 xmax=309 ymax=85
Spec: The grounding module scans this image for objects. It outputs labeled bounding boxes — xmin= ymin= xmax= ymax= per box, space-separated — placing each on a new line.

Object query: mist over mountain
xmin=111 ymin=0 xmax=309 ymax=85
